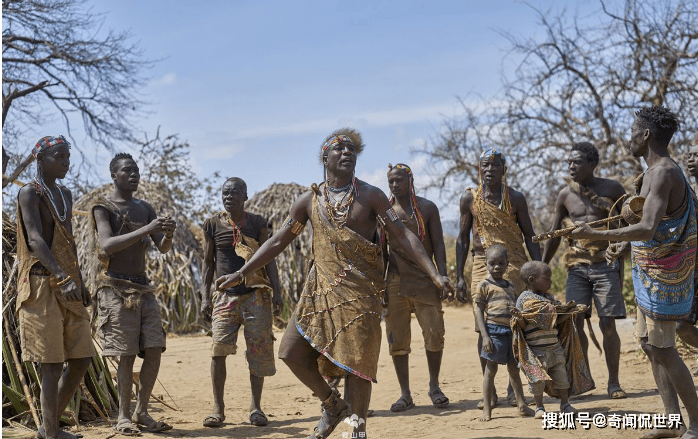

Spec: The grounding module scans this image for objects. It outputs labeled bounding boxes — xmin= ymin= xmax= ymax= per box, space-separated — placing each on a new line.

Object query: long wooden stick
xmin=3 ymin=317 xmax=42 ymax=428
xmin=532 ymin=214 xmax=623 ymax=243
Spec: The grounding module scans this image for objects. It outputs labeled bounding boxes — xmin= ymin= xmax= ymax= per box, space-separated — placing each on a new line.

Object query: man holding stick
xmin=571 ymin=106 xmax=698 ymax=439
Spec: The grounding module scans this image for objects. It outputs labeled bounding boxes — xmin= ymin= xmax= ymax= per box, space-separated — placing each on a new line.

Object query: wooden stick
xmin=3 ymin=317 xmax=42 ymax=428
xmin=532 ymin=214 xmax=623 ymax=243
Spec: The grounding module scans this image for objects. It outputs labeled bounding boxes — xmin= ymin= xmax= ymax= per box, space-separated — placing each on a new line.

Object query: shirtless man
xmin=200 ymin=177 xmax=283 ymax=428
xmin=383 ymin=163 xmax=450 ymax=412
xmin=217 ymin=129 xmax=453 ymax=438
xmin=16 ymin=136 xmax=94 ymax=439
xmin=542 ymin=142 xmax=627 ymax=399
xmin=456 ymin=148 xmax=540 ymax=408
xmin=572 ymin=106 xmax=698 ymax=439
xmin=92 ymin=153 xmax=176 ymax=435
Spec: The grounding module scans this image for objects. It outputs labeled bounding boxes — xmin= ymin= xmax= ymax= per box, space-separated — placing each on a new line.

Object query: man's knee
xmin=598 ymin=317 xmax=618 ymax=336
xmin=141 ymin=347 xmax=162 ymax=360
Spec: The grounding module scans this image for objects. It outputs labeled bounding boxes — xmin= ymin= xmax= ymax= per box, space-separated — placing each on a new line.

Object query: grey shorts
xmin=97 ymin=286 xmax=166 ymax=357
xmin=566 ymin=260 xmax=626 ymax=318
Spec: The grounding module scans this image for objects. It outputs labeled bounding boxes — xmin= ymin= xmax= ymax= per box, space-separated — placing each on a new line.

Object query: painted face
xmin=387 ymin=168 xmax=410 ymax=198
xmin=485 ymin=250 xmax=509 ymax=279
xmin=629 ymin=120 xmax=648 ymax=158
xmin=530 ymin=266 xmax=552 ymax=293
xmin=38 ymin=144 xmax=71 ymax=179
xmin=686 ymin=145 xmax=698 ymax=178
xmin=221 ymin=180 xmax=246 ymax=212
xmin=567 ymin=150 xmax=595 ymax=182
xmin=111 ymin=158 xmax=140 ymax=191
xmin=480 ymin=156 xmax=504 ymax=187
xmin=324 ymin=141 xmax=357 ymax=174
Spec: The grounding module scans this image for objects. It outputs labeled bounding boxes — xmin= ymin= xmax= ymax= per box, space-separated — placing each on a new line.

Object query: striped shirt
xmin=473 ymin=279 xmax=517 ymax=327
xmin=516 ymin=290 xmax=560 ymax=352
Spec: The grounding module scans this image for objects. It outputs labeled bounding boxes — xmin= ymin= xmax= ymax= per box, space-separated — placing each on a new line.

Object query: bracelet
xmin=235 ymin=270 xmax=246 ymax=285
xmin=56 ymin=275 xmax=73 ymax=287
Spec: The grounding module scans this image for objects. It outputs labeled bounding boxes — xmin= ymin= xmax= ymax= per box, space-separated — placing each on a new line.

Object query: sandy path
xmin=45 ymin=306 xmax=698 ymax=438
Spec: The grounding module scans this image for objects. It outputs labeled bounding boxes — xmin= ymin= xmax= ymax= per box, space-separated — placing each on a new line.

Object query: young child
xmin=474 ymin=244 xmax=535 ymax=421
xmin=513 ymin=261 xmax=576 ymax=419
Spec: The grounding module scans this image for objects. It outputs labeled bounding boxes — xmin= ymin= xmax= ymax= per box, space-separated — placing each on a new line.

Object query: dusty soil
xmin=9 ymin=305 xmax=698 ymax=438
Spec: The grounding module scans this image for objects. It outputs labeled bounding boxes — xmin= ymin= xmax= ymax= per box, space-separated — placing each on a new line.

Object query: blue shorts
xmin=480 ymin=323 xmax=514 ymax=365
xmin=566 ymin=260 xmax=626 ymax=318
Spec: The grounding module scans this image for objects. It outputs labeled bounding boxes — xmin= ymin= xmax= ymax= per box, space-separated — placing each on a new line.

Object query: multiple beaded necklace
xmin=44 ymin=184 xmax=68 ymax=222
xmin=323 ymin=177 xmax=358 ymax=227
xmin=223 ymin=211 xmax=246 ymax=247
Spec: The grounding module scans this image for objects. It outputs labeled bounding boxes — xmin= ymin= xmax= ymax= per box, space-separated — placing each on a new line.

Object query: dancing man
xmin=216 ymin=128 xmax=453 ymax=438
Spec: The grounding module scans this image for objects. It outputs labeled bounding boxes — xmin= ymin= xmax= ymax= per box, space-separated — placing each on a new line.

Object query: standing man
xmin=572 ymin=106 xmax=698 ymax=439
xmin=455 ymin=148 xmax=540 ymax=408
xmin=681 ymin=134 xmax=698 ymax=376
xmin=383 ymin=163 xmax=450 ymax=412
xmin=200 ymin=177 xmax=283 ymax=428
xmin=216 ymin=129 xmax=453 ymax=439
xmin=16 ymin=136 xmax=94 ymax=439
xmin=542 ymin=142 xmax=627 ymax=399
xmin=92 ymin=153 xmax=176 ymax=435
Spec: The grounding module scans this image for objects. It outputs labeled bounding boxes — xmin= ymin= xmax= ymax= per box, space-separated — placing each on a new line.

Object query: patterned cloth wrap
xmin=631 ymin=177 xmax=697 ymax=320
xmin=294 ymin=186 xmax=384 ymax=382
xmin=511 ymin=291 xmax=595 ymax=398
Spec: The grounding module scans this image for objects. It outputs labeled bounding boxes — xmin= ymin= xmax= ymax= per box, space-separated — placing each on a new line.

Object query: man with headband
xmin=456 ymin=148 xmax=540 ymax=409
xmin=382 ymin=163 xmax=450 ymax=412
xmin=216 ymin=128 xmax=454 ymax=439
xmin=542 ymin=142 xmax=627 ymax=400
xmin=16 ymin=135 xmax=94 ymax=439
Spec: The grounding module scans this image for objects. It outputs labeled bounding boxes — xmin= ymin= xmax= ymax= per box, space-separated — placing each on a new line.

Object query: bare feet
xmin=517 ymin=405 xmax=535 ymax=417
xmin=479 ymin=403 xmax=492 ymax=422
xmin=638 ymin=426 xmax=687 ymax=439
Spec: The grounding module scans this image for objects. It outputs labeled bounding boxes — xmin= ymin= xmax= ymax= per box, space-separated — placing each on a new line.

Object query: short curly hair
xmin=485 ymin=243 xmax=508 ymax=261
xmin=319 ymin=128 xmax=365 ymax=163
xmin=635 ymin=106 xmax=679 ymax=146
xmin=109 ymin=152 xmax=135 ymax=173
xmin=520 ymin=261 xmax=550 ymax=286
xmin=571 ymin=142 xmax=599 ymax=166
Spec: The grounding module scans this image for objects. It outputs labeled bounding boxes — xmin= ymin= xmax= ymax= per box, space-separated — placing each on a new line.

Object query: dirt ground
xmin=8 ymin=305 xmax=698 ymax=439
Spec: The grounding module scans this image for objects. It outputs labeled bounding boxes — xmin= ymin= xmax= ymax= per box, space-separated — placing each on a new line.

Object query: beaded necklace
xmin=44 ymin=184 xmax=68 ymax=222
xmin=223 ymin=211 xmax=246 ymax=247
xmin=323 ymin=177 xmax=358 ymax=227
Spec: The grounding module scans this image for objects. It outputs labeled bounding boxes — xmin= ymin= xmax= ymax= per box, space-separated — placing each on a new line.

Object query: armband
xmin=56 ymin=275 xmax=73 ymax=287
xmin=377 ymin=207 xmax=399 ymax=227
xmin=282 ymin=216 xmax=305 ymax=235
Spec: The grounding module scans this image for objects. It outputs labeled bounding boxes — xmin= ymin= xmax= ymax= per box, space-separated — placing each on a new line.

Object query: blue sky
xmin=12 ymin=0 xmax=604 ymax=221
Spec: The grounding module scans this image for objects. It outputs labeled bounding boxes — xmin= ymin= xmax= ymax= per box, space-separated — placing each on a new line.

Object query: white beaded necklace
xmin=45 ymin=184 xmax=68 ymax=222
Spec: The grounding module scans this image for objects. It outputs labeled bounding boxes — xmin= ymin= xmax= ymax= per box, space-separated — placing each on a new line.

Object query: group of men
xmin=13 ymin=104 xmax=698 ymax=439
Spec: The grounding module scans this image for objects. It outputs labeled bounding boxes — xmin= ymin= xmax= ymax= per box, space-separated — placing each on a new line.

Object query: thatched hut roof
xmin=244 ymin=182 xmax=313 ymax=304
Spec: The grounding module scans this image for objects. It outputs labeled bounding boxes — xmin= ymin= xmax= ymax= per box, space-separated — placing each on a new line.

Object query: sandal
xmin=37 ymin=427 xmax=84 ymax=439
xmin=113 ymin=419 xmax=141 ymax=436
xmin=131 ymin=413 xmax=173 ymax=433
xmin=390 ymin=396 xmax=415 ymax=412
xmin=607 ymin=384 xmax=627 ymax=400
xmin=534 ymin=407 xmax=545 ymax=419
xmin=203 ymin=414 xmax=225 ymax=428
xmin=428 ymin=388 xmax=450 ymax=408
xmin=309 ymin=388 xmax=351 ymax=439
xmin=249 ymin=410 xmax=268 ymax=426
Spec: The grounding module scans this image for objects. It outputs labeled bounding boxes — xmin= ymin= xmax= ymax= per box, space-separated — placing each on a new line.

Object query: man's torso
xmin=103 ymin=197 xmax=151 ymax=276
